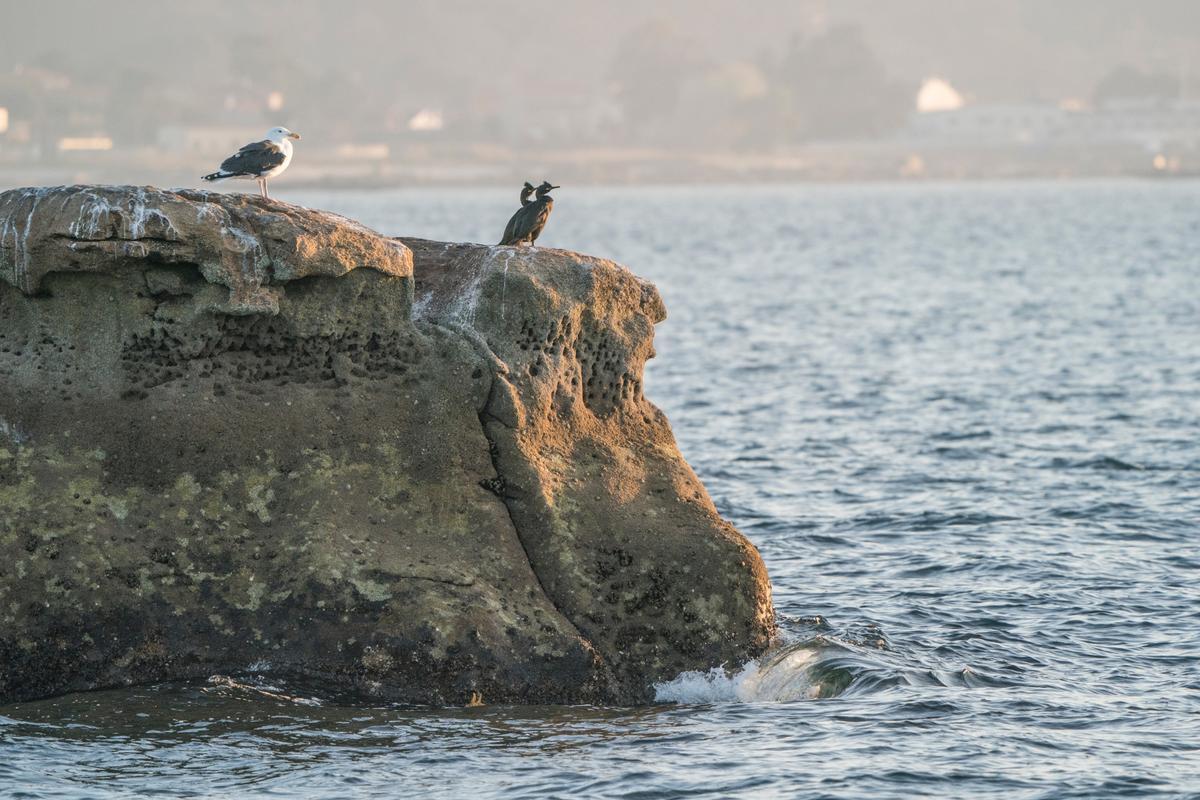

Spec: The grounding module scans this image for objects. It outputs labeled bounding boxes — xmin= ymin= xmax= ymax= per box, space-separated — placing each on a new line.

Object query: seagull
xmin=500 ymin=181 xmax=558 ymax=246
xmin=202 ymin=126 xmax=301 ymax=199
xmin=499 ymin=181 xmax=536 ymax=245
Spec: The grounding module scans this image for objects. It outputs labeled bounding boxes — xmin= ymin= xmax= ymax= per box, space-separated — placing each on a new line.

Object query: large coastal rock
xmin=0 ymin=185 xmax=774 ymax=706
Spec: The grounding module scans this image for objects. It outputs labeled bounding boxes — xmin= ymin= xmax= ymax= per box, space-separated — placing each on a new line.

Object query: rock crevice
xmin=474 ymin=389 xmax=614 ymax=688
xmin=0 ymin=186 xmax=773 ymax=706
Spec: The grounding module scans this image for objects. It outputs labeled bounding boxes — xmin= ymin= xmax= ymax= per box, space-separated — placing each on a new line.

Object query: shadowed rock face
xmin=0 ymin=186 xmax=774 ymax=706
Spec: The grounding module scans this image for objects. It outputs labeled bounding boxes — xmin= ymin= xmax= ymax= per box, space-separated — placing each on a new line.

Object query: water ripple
xmin=4 ymin=182 xmax=1200 ymax=798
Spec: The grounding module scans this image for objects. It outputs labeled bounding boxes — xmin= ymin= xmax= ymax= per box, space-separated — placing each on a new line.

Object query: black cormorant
xmin=499 ymin=182 xmax=535 ymax=245
xmin=500 ymin=181 xmax=559 ymax=246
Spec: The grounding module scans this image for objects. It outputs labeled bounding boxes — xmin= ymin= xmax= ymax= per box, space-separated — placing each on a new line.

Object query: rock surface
xmin=0 ymin=185 xmax=774 ymax=706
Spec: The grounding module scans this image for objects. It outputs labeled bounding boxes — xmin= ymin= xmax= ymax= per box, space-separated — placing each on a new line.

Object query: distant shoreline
xmin=1 ymin=141 xmax=1191 ymax=192
xmin=2 ymin=169 xmax=1194 ymax=195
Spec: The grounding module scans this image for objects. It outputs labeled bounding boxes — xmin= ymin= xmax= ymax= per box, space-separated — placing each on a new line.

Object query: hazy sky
xmin=4 ymin=0 xmax=1197 ymax=103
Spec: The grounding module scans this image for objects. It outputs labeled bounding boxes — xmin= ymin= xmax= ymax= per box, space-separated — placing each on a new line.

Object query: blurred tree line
xmin=7 ymin=2 xmax=1195 ymax=156
xmin=607 ymin=22 xmax=912 ymax=149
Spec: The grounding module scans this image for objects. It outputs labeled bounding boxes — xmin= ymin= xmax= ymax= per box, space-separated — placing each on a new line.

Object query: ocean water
xmin=3 ymin=181 xmax=1199 ymax=798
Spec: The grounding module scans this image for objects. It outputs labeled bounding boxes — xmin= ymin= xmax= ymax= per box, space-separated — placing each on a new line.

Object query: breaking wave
xmin=654 ymin=638 xmax=858 ymax=704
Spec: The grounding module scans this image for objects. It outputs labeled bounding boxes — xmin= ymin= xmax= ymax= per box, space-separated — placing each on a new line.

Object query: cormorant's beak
xmin=550 ymin=185 xmax=561 ymax=190
xmin=289 ymin=132 xmax=302 ymax=140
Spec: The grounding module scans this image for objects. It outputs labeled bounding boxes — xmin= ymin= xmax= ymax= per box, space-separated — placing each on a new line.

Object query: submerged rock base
xmin=0 ymin=186 xmax=774 ymax=705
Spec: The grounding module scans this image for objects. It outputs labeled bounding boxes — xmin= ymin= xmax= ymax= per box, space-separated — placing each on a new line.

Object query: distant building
xmin=57 ymin=136 xmax=113 ymax=152
xmin=916 ymin=78 xmax=965 ymax=113
xmin=407 ymin=109 xmax=444 ymax=133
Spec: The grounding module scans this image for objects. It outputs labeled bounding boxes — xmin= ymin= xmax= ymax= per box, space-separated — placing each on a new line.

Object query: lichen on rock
xmin=0 ymin=185 xmax=774 ymax=706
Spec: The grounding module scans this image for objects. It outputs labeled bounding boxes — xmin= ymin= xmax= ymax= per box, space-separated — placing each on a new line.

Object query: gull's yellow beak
xmin=289 ymin=132 xmax=302 ymax=140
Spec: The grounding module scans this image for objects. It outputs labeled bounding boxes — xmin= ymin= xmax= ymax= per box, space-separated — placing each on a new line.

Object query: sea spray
xmin=654 ymin=641 xmax=834 ymax=703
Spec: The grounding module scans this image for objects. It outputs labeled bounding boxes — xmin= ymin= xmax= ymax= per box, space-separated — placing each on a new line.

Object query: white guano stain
xmin=440 ymin=246 xmax=523 ymax=328
xmin=0 ymin=187 xmax=54 ymax=293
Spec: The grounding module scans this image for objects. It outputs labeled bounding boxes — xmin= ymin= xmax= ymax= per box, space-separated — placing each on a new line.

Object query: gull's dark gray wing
xmin=218 ymin=140 xmax=285 ymax=176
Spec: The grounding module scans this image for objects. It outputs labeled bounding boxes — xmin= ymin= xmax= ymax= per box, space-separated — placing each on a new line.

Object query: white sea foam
xmin=653 ymin=643 xmax=825 ymax=704
xmin=205 ymin=674 xmax=321 ymax=706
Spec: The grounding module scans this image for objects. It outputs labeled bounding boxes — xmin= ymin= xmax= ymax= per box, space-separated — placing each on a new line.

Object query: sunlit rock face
xmin=0 ymin=186 xmax=774 ymax=706
xmin=0 ymin=185 xmax=410 ymax=313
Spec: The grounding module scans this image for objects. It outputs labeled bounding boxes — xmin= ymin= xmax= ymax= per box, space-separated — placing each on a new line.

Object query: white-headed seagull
xmin=203 ymin=126 xmax=301 ymax=199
